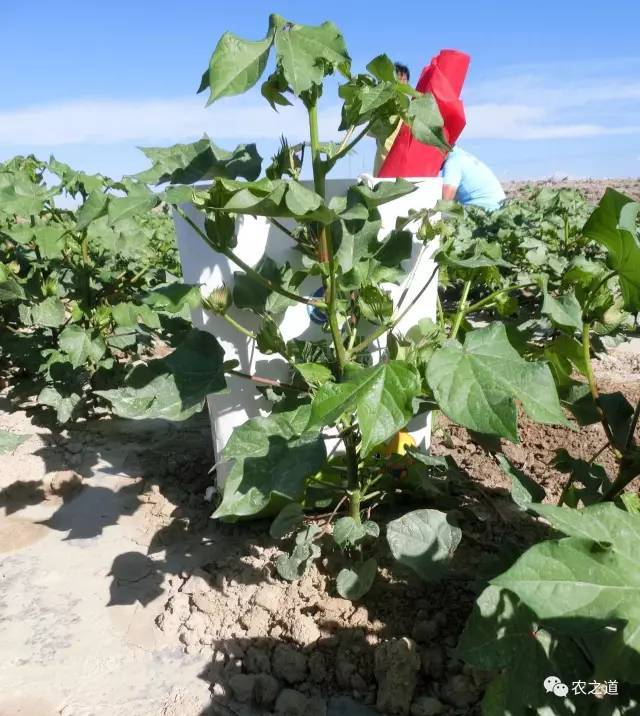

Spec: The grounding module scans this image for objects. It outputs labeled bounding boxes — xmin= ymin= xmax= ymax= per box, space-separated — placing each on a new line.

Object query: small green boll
xmin=43 ymin=276 xmax=59 ymax=297
xmin=202 ymin=283 xmax=232 ymax=315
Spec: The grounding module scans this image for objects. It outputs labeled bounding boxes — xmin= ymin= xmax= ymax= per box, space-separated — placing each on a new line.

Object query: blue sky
xmin=2 ymin=0 xmax=640 ymax=181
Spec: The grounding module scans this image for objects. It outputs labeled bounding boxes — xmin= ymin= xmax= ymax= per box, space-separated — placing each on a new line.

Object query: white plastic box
xmin=173 ymin=177 xmax=442 ymax=484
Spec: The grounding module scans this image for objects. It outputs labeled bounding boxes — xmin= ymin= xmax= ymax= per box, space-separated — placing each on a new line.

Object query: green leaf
xmin=213 ymin=405 xmax=327 ymax=519
xmin=38 ymin=385 xmax=82 ymax=423
xmin=285 ymin=179 xmax=323 ymax=215
xmin=295 ymin=363 xmax=333 ymax=387
xmin=496 ymin=454 xmax=546 ymax=509
xmin=552 ymin=449 xmax=609 ymax=506
xmin=427 ymin=323 xmax=568 ymax=442
xmin=31 ymin=296 xmax=65 ymax=327
xmin=599 ymin=392 xmax=635 ymax=451
xmin=620 ymin=493 xmax=640 ymax=514
xmin=373 ymin=229 xmax=413 ymax=266
xmin=386 ymin=509 xmax=461 ymax=581
xmin=48 ymin=157 xmax=106 ymax=195
xmin=276 ymin=541 xmax=320 ymax=581
xmin=110 ymin=302 xmax=161 ymax=329
xmin=406 ymin=93 xmax=449 ymax=152
xmin=494 ymin=504 xmax=640 ymax=621
xmin=261 ymin=72 xmax=292 ymax=110
xmin=59 ymin=325 xmax=106 ymax=369
xmin=270 ymin=503 xmax=305 ymax=540
xmin=336 ymin=558 xmax=377 ymax=600
xmin=273 ymin=16 xmax=350 ymax=96
xmin=545 ymin=334 xmax=589 ymax=387
xmin=494 ymin=536 xmax=640 ymax=622
xmin=0 ymin=266 xmax=25 ymax=301
xmin=366 ymin=54 xmax=396 ymax=82
xmin=135 ymin=137 xmax=262 ymax=184
xmin=480 ymin=675 xmax=508 ymax=716
xmin=594 ymin=620 xmax=640 ymax=684
xmin=203 ymin=20 xmax=274 ymax=104
xmin=531 ymin=503 xmax=640 ymax=557
xmin=347 ymin=179 xmax=416 ymax=210
xmin=457 ymin=586 xmax=535 ymax=669
xmin=358 ymin=285 xmax=393 ymax=324
xmin=0 ymin=429 xmax=29 ymax=454
xmin=362 ymin=520 xmax=380 ymax=538
xmin=542 ymin=290 xmax=583 ymax=331
xmin=256 ymin=316 xmax=287 ymax=355
xmin=76 ymin=190 xmax=108 ymax=229
xmin=233 ymin=257 xmax=301 ymax=313
xmin=0 ymin=171 xmax=56 ymax=216
xmin=333 ymin=516 xmax=367 ymax=548
xmin=308 ymin=361 xmax=421 ymax=457
xmin=142 ymin=284 xmax=201 ymax=313
xmin=107 ymin=187 xmax=158 ymax=226
xmin=96 ymin=329 xmax=227 ymax=421
xmin=33 ymin=225 xmax=67 ymax=259
xmin=457 ymin=585 xmax=590 ymax=715
xmin=583 ymin=188 xmax=640 ymax=311
xmin=206 ymin=177 xmax=336 ymax=224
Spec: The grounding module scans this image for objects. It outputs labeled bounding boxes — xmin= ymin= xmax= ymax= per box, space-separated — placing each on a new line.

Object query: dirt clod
xmin=290 ymin=612 xmax=321 ymax=646
xmin=272 ymin=644 xmax=308 ymax=684
xmin=410 ymin=696 xmax=444 ymax=716
xmin=374 ymin=638 xmax=421 ymax=715
xmin=227 ymin=673 xmax=256 ymax=703
xmin=411 ymin=620 xmax=438 ymax=643
xmin=275 ymin=689 xmax=310 ymax=716
xmin=255 ymin=673 xmax=281 ymax=706
xmin=254 ymin=584 xmax=284 ymax=613
xmin=440 ymin=673 xmax=481 ymax=708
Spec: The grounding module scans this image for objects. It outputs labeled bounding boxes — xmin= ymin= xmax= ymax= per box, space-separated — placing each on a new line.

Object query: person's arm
xmin=442 ymin=184 xmax=457 ymax=201
xmin=441 ymin=152 xmax=462 ymax=202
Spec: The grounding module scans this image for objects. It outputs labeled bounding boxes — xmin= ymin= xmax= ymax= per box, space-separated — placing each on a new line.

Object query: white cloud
xmin=2 ymin=58 xmax=640 ymax=149
xmin=0 ymin=95 xmax=342 ymax=147
xmin=463 ymin=102 xmax=640 ymax=140
xmin=461 ymin=61 xmax=640 ymax=141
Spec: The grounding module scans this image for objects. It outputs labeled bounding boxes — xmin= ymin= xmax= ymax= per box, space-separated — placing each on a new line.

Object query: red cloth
xmin=377 ymin=49 xmax=470 ymax=178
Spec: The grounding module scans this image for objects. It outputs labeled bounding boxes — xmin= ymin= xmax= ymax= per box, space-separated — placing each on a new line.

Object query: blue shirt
xmin=442 ymin=147 xmax=506 ymax=211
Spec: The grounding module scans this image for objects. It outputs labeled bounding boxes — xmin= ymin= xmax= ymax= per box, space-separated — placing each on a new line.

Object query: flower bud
xmin=202 ymin=283 xmax=232 ymax=315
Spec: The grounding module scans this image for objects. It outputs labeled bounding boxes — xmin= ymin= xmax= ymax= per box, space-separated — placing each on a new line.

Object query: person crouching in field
xmin=441 ymin=145 xmax=506 ymax=211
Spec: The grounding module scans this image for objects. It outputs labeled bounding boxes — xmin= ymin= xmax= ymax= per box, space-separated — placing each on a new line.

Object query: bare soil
xmin=505 ymin=177 xmax=640 ymax=203
xmin=1 ymin=326 xmax=639 ymax=713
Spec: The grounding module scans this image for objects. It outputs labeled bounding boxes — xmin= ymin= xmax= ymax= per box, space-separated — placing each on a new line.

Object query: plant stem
xmin=335 ymin=125 xmax=356 ymax=154
xmin=581 ymin=321 xmax=622 ymax=459
xmin=465 ymin=283 xmax=536 ymax=314
xmin=228 ymin=369 xmax=302 ymax=393
xmin=308 ymin=103 xmax=325 ymax=198
xmin=269 ymin=218 xmax=296 ymax=240
xmin=601 ymin=464 xmax=640 ymax=501
xmin=221 ymin=313 xmax=256 ymax=340
xmin=176 ymin=207 xmax=324 ymax=309
xmin=307 ymin=100 xmax=347 ymax=372
xmin=349 ymin=264 xmax=439 ymax=356
xmin=436 ymin=293 xmax=445 ymax=331
xmin=328 ymin=122 xmax=373 ymax=169
xmin=309 ymin=97 xmax=357 ymax=520
xmin=227 ymin=243 xmax=318 ymax=303
xmin=81 ymin=232 xmax=90 ymax=266
xmin=224 ymin=247 xmax=325 ymax=307
xmin=625 ymin=398 xmax=640 ymax=449
xmin=450 ymin=280 xmax=471 ymax=339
